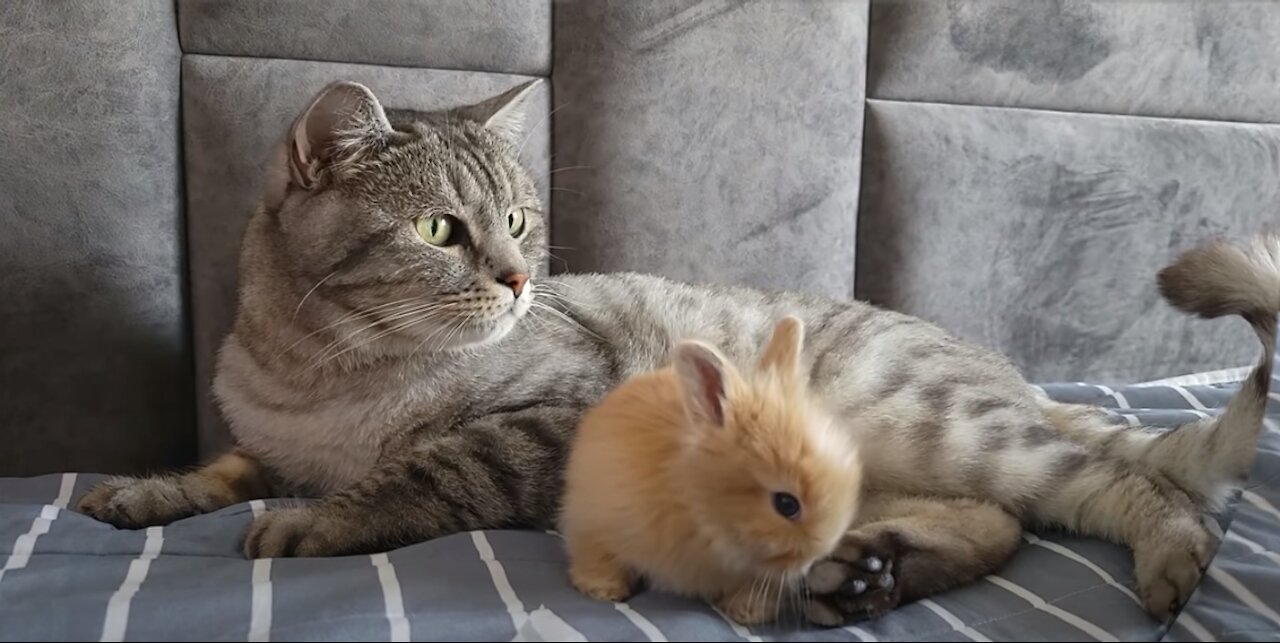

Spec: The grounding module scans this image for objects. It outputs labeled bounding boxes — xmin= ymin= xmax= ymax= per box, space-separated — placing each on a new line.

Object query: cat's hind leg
xmin=1029 ymin=459 xmax=1213 ymax=618
xmin=804 ymin=492 xmax=1022 ymax=626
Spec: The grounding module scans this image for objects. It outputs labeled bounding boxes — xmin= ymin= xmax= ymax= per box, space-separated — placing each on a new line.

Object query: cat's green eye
xmin=507 ymin=208 xmax=527 ymax=238
xmin=415 ymin=215 xmax=454 ymax=246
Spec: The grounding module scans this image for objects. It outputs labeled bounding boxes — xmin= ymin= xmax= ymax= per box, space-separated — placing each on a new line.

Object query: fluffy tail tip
xmin=1157 ymin=233 xmax=1280 ymax=320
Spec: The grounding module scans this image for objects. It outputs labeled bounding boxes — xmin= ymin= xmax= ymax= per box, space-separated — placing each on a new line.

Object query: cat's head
xmin=252 ymin=80 xmax=545 ymax=359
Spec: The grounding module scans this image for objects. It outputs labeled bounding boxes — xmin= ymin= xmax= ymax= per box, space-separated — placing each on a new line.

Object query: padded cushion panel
xmin=0 ymin=0 xmax=191 ymax=475
xmin=179 ymin=0 xmax=551 ymax=75
xmin=551 ymin=0 xmax=869 ymax=299
xmin=869 ymin=0 xmax=1280 ymax=122
xmin=856 ymin=99 xmax=1280 ymax=382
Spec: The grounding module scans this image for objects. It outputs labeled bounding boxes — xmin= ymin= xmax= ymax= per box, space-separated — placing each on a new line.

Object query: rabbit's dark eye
xmin=772 ymin=492 xmax=801 ymax=520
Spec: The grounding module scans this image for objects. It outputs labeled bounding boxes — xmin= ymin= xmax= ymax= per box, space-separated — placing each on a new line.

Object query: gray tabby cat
xmin=78 ymin=80 xmax=1278 ymax=624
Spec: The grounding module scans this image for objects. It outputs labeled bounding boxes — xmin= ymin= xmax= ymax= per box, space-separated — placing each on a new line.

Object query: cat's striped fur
xmin=78 ymin=81 xmax=1277 ymax=623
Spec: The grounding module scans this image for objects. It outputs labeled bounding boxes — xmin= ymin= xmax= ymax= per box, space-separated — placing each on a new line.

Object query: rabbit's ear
xmin=674 ymin=340 xmax=737 ymax=427
xmin=757 ymin=315 xmax=804 ymax=385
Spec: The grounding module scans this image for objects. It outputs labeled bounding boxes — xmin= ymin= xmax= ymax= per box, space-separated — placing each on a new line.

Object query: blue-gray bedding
xmin=2 ymin=370 xmax=1278 ymax=642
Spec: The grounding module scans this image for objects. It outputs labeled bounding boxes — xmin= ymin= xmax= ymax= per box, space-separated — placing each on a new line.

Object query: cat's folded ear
xmin=288 ymin=81 xmax=394 ymax=190
xmin=674 ymin=340 xmax=739 ymax=428
xmin=457 ymin=79 xmax=542 ymax=143
xmin=757 ymin=315 xmax=805 ymax=386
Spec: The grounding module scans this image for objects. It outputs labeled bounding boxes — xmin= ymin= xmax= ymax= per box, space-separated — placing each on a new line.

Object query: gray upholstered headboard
xmin=2 ymin=0 xmax=1277 ymax=475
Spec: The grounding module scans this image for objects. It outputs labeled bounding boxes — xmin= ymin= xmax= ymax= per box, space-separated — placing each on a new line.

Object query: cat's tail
xmin=1042 ymin=233 xmax=1280 ymax=511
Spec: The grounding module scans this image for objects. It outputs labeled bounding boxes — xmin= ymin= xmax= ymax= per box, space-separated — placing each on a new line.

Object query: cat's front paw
xmin=244 ymin=508 xmax=352 ymax=558
xmin=78 ymin=476 xmax=201 ymax=528
xmin=804 ymin=529 xmax=902 ymax=627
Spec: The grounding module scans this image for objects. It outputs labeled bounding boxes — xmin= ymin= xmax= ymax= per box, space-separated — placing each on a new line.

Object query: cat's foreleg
xmin=243 ymin=406 xmax=579 ymax=558
xmin=79 ymin=450 xmax=272 ymax=528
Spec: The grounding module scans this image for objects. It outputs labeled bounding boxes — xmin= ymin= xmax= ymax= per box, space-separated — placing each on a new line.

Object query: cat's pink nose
xmin=501 ymin=273 xmax=529 ymax=298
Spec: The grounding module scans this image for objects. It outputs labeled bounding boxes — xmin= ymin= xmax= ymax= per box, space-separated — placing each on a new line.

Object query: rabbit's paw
xmin=569 ymin=558 xmax=635 ymax=602
xmin=717 ymin=586 xmax=780 ymax=625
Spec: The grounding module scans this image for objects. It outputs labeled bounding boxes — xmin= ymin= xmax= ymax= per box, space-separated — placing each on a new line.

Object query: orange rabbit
xmin=560 ymin=316 xmax=864 ymax=625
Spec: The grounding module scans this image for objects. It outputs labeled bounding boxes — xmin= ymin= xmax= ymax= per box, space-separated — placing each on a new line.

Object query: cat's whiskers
xmin=542 ymin=278 xmax=592 ymax=299
xmin=443 ymin=309 xmax=480 ymax=349
xmin=529 ymin=300 xmax=603 ymax=341
xmin=291 ymin=270 xmax=339 ymax=321
xmin=546 ymin=251 xmax=570 ymax=272
xmin=311 ymin=302 xmax=458 ymax=367
xmin=517 ymin=304 xmax=556 ymax=336
xmin=542 ymin=165 xmax=593 ymax=180
xmin=309 ymin=300 xmax=445 ymax=360
xmin=515 ymin=102 xmax=567 ymax=162
xmin=533 ymin=284 xmax=598 ymax=314
xmin=282 ymin=297 xmax=426 ymax=355
xmin=530 ymin=282 xmax=575 ymax=303
xmin=410 ymin=314 xmax=463 ymax=355
xmin=413 ymin=312 xmax=469 ymax=354
xmin=529 ymin=287 xmax=571 ymax=307
xmin=331 ymin=301 xmax=460 ymax=346
xmin=409 ymin=302 xmax=496 ymax=356
xmin=313 ymin=311 xmax=452 ymax=368
xmin=412 ymin=309 xmax=477 ymax=356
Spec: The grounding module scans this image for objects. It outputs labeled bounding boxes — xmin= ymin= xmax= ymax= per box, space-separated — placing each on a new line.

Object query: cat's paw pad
xmin=244 ymin=508 xmax=345 ymax=558
xmin=78 ymin=476 xmax=198 ymax=529
xmin=804 ymin=529 xmax=902 ymax=626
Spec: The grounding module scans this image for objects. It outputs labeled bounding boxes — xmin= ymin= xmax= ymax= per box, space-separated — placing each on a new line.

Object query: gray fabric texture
xmin=856 ymin=99 xmax=1280 ymax=383
xmin=178 ymin=0 xmax=551 ymax=75
xmin=3 ymin=0 xmax=1280 ymax=637
xmin=4 ymin=0 xmax=1280 ymax=472
xmin=182 ymin=55 xmax=551 ymax=456
xmin=3 ymin=371 xmax=1277 ymax=641
xmin=551 ymin=0 xmax=868 ymax=300
xmin=868 ymin=0 xmax=1280 ymax=123
xmin=0 ymin=0 xmax=192 ymax=476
